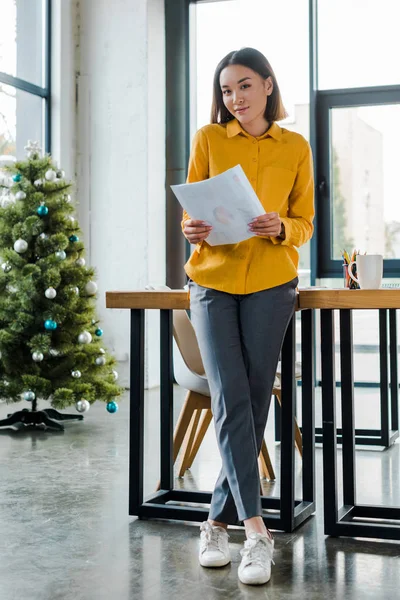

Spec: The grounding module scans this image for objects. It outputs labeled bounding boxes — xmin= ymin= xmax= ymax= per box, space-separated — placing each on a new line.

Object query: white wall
xmin=52 ymin=0 xmax=166 ymax=388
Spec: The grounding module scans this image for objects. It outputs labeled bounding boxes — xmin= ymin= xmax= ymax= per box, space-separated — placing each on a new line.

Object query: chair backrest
xmin=172 ymin=310 xmax=205 ymax=376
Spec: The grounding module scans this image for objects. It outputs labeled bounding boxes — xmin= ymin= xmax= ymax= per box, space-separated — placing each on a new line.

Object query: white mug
xmin=348 ymin=254 xmax=383 ymax=289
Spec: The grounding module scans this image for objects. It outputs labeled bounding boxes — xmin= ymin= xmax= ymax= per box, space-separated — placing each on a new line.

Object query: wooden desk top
xmin=298 ymin=288 xmax=400 ymax=310
xmin=105 ymin=288 xmax=400 ymax=311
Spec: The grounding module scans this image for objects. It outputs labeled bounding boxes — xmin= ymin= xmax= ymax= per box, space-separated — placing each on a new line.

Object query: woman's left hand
xmin=249 ymin=212 xmax=283 ymax=238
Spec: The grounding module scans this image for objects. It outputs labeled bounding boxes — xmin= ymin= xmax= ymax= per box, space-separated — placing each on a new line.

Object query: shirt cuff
xmin=270 ymin=217 xmax=292 ymax=246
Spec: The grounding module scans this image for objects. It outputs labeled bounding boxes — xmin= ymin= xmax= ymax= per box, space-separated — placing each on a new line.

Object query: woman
xmin=182 ymin=47 xmax=314 ymax=586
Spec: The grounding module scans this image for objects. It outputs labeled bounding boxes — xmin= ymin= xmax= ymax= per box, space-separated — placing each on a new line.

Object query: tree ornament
xmin=24 ymin=140 xmax=41 ymax=158
xmin=95 ymin=328 xmax=103 ymax=337
xmin=45 ymin=287 xmax=57 ymax=299
xmin=76 ymin=257 xmax=85 ymax=267
xmin=95 ymin=356 xmax=106 ymax=366
xmin=34 ymin=179 xmax=43 ymax=187
xmin=76 ymin=399 xmax=90 ymax=413
xmin=45 ymin=169 xmax=57 ymax=181
xmin=112 ymin=370 xmax=119 ymax=381
xmin=71 ymin=286 xmax=79 ymax=295
xmin=99 ymin=348 xmax=105 ymax=354
xmin=78 ymin=331 xmax=92 ymax=344
xmin=37 ymin=204 xmax=49 ymax=216
xmin=56 ymin=169 xmax=65 ymax=179
xmin=106 ymin=401 xmax=118 ymax=414
xmin=55 ymin=250 xmax=66 ymax=260
xmin=44 ymin=319 xmax=58 ymax=331
xmin=32 ymin=351 xmax=44 ymax=362
xmin=71 ymin=370 xmax=82 ymax=378
xmin=12 ymin=173 xmax=21 ymax=182
xmin=15 ymin=191 xmax=26 ymax=200
xmin=68 ymin=216 xmax=75 ymax=224
xmin=14 ymin=239 xmax=28 ymax=253
xmin=1 ymin=262 xmax=11 ymax=273
xmin=49 ymin=348 xmax=60 ymax=357
xmin=69 ymin=234 xmax=79 ymax=243
xmin=66 ymin=194 xmax=72 ymax=203
xmin=85 ymin=281 xmax=98 ymax=295
xmin=39 ymin=233 xmax=48 ymax=240
xmin=24 ymin=390 xmax=36 ymax=402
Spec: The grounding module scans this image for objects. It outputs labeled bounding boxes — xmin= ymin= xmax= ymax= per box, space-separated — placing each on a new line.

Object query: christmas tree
xmin=0 ymin=141 xmax=123 ymax=430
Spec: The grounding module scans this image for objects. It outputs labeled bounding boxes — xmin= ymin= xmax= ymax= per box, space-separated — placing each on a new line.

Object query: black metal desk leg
xmin=379 ymin=310 xmax=390 ymax=447
xmin=160 ymin=309 xmax=174 ymax=491
xmin=389 ymin=309 xmax=399 ymax=432
xmin=340 ymin=310 xmax=356 ymax=507
xmin=129 ymin=309 xmax=145 ymax=515
xmin=301 ymin=309 xmax=315 ymax=504
xmin=280 ymin=315 xmax=296 ymax=532
xmin=320 ymin=309 xmax=339 ymax=535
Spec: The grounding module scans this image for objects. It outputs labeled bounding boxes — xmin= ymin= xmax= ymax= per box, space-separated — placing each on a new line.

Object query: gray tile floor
xmin=0 ymin=386 xmax=399 ymax=600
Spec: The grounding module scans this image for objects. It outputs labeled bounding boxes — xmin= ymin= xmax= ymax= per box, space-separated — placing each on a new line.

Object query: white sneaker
xmin=238 ymin=532 xmax=275 ymax=585
xmin=199 ymin=521 xmax=231 ymax=567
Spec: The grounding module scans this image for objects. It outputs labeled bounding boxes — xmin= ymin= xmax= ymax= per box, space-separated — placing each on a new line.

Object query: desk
xmin=300 ymin=289 xmax=400 ymax=540
xmin=106 ymin=290 xmax=316 ymax=533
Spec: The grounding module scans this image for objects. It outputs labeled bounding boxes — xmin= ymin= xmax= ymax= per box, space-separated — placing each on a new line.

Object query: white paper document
xmin=171 ymin=165 xmax=265 ymax=246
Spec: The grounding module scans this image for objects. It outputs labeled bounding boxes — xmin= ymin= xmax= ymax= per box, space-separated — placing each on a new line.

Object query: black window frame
xmin=0 ymin=0 xmax=51 ymax=154
xmin=316 ymin=85 xmax=400 ymax=278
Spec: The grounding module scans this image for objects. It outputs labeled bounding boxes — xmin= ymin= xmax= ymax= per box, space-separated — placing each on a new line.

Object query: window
xmin=0 ymin=0 xmax=51 ymax=160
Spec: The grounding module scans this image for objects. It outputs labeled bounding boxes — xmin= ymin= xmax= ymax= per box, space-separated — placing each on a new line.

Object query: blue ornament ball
xmin=24 ymin=390 xmax=36 ymax=402
xmin=37 ymin=205 xmax=49 ymax=216
xmin=12 ymin=173 xmax=21 ymax=182
xmin=95 ymin=328 xmax=103 ymax=337
xmin=106 ymin=401 xmax=118 ymax=414
xmin=69 ymin=234 xmax=79 ymax=243
xmin=44 ymin=319 xmax=58 ymax=331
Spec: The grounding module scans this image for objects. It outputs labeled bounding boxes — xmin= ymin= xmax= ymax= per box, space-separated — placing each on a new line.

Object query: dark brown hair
xmin=210 ymin=47 xmax=287 ymax=124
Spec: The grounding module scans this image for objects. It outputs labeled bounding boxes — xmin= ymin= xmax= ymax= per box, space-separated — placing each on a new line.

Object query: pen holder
xmin=343 ymin=263 xmax=360 ymax=290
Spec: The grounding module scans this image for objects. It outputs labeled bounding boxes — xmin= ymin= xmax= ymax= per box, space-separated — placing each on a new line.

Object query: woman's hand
xmin=249 ymin=213 xmax=284 ymax=238
xmin=183 ymin=219 xmax=213 ymax=244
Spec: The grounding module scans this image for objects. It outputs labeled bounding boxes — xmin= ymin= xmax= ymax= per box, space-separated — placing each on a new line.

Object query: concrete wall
xmin=51 ymin=0 xmax=166 ymax=387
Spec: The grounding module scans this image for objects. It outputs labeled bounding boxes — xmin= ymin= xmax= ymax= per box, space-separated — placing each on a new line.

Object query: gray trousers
xmin=189 ymin=278 xmax=298 ymax=525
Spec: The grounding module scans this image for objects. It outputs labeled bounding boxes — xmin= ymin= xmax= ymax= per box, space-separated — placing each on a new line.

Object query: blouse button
xmin=252 ymin=157 xmax=257 ymax=162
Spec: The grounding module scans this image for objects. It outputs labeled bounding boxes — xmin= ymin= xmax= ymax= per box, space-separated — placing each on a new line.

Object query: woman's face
xmin=220 ymin=64 xmax=273 ymax=127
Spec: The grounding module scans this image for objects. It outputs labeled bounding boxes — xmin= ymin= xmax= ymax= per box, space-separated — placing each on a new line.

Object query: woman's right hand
xmin=183 ymin=219 xmax=213 ymax=244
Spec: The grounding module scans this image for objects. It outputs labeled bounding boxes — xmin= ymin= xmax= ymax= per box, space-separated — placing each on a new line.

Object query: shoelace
xmin=240 ymin=537 xmax=275 ymax=568
xmin=200 ymin=523 xmax=228 ymax=553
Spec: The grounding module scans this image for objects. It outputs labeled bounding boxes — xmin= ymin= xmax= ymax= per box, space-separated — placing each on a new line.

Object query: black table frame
xmin=320 ymin=308 xmax=400 ymax=540
xmin=275 ymin=309 xmax=399 ymax=448
xmin=128 ymin=308 xmax=316 ymax=533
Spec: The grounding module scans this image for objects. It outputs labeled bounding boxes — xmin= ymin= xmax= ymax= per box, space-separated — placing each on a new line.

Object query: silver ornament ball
xmin=23 ymin=390 xmax=36 ymax=402
xmin=85 ymin=281 xmax=98 ymax=296
xmin=99 ymin=348 xmax=105 ymax=354
xmin=71 ymin=370 xmax=82 ymax=378
xmin=1 ymin=262 xmax=11 ymax=273
xmin=45 ymin=169 xmax=57 ymax=181
xmin=78 ymin=331 xmax=92 ymax=344
xmin=71 ymin=286 xmax=79 ymax=295
xmin=14 ymin=239 xmax=28 ymax=253
xmin=45 ymin=287 xmax=57 ymax=299
xmin=76 ymin=399 xmax=90 ymax=413
xmin=32 ymin=351 xmax=44 ymax=362
xmin=95 ymin=356 xmax=106 ymax=366
xmin=15 ymin=191 xmax=26 ymax=201
xmin=49 ymin=348 xmax=60 ymax=357
xmin=76 ymin=257 xmax=86 ymax=267
xmin=55 ymin=250 xmax=66 ymax=260
xmin=39 ymin=233 xmax=48 ymax=240
xmin=112 ymin=370 xmax=119 ymax=381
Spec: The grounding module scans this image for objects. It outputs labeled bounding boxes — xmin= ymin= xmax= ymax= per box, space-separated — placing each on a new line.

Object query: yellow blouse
xmin=182 ymin=119 xmax=314 ymax=294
